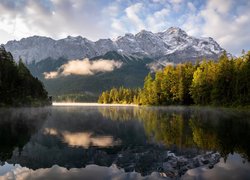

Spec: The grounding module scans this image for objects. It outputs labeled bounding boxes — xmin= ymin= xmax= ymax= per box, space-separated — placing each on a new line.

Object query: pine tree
xmin=0 ymin=47 xmax=49 ymax=106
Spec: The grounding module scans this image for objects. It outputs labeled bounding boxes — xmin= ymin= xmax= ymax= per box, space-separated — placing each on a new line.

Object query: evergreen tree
xmin=0 ymin=47 xmax=50 ymax=106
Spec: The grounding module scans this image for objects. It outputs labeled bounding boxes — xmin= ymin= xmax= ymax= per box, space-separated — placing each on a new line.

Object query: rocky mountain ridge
xmin=3 ymin=27 xmax=226 ymax=63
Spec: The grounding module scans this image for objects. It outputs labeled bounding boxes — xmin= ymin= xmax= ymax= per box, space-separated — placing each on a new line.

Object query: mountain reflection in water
xmin=0 ymin=106 xmax=249 ymax=179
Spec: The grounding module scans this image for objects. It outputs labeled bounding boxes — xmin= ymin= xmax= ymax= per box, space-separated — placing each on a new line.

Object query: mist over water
xmin=0 ymin=106 xmax=250 ymax=179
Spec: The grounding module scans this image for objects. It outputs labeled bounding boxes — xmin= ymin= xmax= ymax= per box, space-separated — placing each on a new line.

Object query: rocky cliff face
xmin=3 ymin=27 xmax=226 ymax=63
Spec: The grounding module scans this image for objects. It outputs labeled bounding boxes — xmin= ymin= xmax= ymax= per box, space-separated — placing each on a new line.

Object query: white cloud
xmin=0 ymin=29 xmax=15 ymax=44
xmin=146 ymin=8 xmax=170 ymax=32
xmin=187 ymin=2 xmax=196 ymax=12
xmin=181 ymin=14 xmax=202 ymax=36
xmin=44 ymin=59 xmax=123 ymax=79
xmin=43 ymin=128 xmax=117 ymax=148
xmin=206 ymin=0 xmax=232 ymax=14
xmin=153 ymin=8 xmax=170 ymax=18
xmin=0 ymin=0 xmax=113 ymax=42
xmin=151 ymin=0 xmax=166 ymax=3
xmin=63 ymin=132 xmax=115 ymax=148
xmin=43 ymin=71 xmax=59 ymax=79
xmin=111 ymin=18 xmax=126 ymax=34
xmin=102 ymin=3 xmax=120 ymax=17
xmin=1 ymin=163 xmax=162 ymax=179
xmin=125 ymin=3 xmax=145 ymax=31
xmin=200 ymin=0 xmax=250 ymax=54
xmin=169 ymin=0 xmax=183 ymax=12
xmin=170 ymin=0 xmax=183 ymax=4
xmin=0 ymin=0 xmax=249 ymax=55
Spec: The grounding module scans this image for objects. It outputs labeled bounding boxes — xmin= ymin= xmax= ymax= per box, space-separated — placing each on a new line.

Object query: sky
xmin=0 ymin=0 xmax=249 ymax=55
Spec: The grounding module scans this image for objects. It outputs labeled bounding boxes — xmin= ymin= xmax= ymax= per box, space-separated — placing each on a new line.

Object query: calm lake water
xmin=0 ymin=105 xmax=250 ymax=180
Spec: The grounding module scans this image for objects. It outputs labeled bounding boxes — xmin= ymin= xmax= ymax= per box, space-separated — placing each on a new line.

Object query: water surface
xmin=0 ymin=106 xmax=249 ymax=179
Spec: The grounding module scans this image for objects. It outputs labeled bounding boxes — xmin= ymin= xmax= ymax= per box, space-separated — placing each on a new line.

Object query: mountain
xmin=27 ymin=51 xmax=152 ymax=96
xmin=3 ymin=27 xmax=226 ymax=64
xmin=2 ymin=27 xmax=228 ymax=98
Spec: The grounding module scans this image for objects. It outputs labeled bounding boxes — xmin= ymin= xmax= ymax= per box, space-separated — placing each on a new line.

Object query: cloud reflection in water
xmin=43 ymin=128 xmax=119 ymax=148
xmin=0 ymin=163 xmax=164 ymax=180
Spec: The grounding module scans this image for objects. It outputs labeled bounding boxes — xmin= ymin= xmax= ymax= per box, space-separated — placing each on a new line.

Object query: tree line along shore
xmin=99 ymin=51 xmax=250 ymax=107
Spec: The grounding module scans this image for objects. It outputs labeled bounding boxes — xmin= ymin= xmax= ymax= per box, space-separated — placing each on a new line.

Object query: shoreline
xmin=52 ymin=102 xmax=250 ymax=112
xmin=52 ymin=102 xmax=138 ymax=107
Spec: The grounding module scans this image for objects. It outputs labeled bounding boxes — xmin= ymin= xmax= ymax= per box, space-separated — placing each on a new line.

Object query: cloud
xmin=43 ymin=71 xmax=59 ymax=79
xmin=44 ymin=59 xmax=123 ymax=79
xmin=43 ymin=128 xmax=118 ymax=148
xmin=1 ymin=163 xmax=164 ymax=180
xmin=181 ymin=14 xmax=203 ymax=37
xmin=187 ymin=2 xmax=196 ymax=12
xmin=170 ymin=0 xmax=183 ymax=4
xmin=183 ymin=154 xmax=250 ymax=180
xmin=205 ymin=0 xmax=232 ymax=14
xmin=148 ymin=60 xmax=174 ymax=72
xmin=199 ymin=0 xmax=250 ymax=54
xmin=0 ymin=29 xmax=15 ymax=43
xmin=0 ymin=0 xmax=114 ymax=42
xmin=0 ymin=0 xmax=249 ymax=55
xmin=63 ymin=132 xmax=116 ymax=148
xmin=0 ymin=0 xmax=28 ymax=12
xmin=146 ymin=7 xmax=170 ymax=32
xmin=111 ymin=18 xmax=126 ymax=34
xmin=125 ymin=3 xmax=145 ymax=32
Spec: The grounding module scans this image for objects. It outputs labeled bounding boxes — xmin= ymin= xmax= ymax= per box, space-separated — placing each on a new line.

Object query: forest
xmin=54 ymin=93 xmax=98 ymax=102
xmin=98 ymin=51 xmax=250 ymax=106
xmin=0 ymin=47 xmax=50 ymax=106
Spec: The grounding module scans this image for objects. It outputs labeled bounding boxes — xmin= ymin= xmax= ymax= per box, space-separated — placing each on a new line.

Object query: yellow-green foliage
xmin=98 ymin=87 xmax=140 ymax=104
xmin=99 ymin=51 xmax=250 ymax=106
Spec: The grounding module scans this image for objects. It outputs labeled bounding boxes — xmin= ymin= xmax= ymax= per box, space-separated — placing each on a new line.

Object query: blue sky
xmin=0 ymin=0 xmax=249 ymax=54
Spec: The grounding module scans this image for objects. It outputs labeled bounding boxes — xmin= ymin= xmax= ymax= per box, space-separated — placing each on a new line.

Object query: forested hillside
xmin=0 ymin=47 xmax=50 ymax=106
xmin=99 ymin=51 xmax=250 ymax=106
xmin=27 ymin=51 xmax=153 ymax=96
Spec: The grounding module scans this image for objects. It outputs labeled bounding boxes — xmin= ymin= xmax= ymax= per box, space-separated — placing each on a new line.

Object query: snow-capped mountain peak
xmin=164 ymin=27 xmax=188 ymax=36
xmin=3 ymin=27 xmax=227 ymax=63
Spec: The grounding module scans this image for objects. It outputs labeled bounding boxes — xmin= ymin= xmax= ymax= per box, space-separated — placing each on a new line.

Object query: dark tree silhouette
xmin=0 ymin=47 xmax=50 ymax=106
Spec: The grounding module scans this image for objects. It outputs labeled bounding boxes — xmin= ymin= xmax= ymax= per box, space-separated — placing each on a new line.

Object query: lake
xmin=0 ymin=105 xmax=250 ymax=180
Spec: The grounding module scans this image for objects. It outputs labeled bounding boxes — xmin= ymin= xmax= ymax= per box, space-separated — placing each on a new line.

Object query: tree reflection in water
xmin=0 ymin=108 xmax=49 ymax=162
xmin=99 ymin=106 xmax=250 ymax=161
xmin=0 ymin=106 xmax=249 ymax=178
